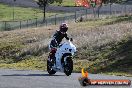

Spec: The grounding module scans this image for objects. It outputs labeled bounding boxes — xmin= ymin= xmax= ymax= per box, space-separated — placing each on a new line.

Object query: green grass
xmin=61 ymin=0 xmax=75 ymax=6
xmin=51 ymin=0 xmax=75 ymax=7
xmin=0 ymin=4 xmax=58 ymax=21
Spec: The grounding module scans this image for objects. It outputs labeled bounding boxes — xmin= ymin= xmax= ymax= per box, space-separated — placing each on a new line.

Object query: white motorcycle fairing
xmin=53 ymin=40 xmax=76 ymax=72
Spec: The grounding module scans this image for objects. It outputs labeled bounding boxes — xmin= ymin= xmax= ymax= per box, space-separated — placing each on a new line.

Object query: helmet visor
xmin=61 ymin=28 xmax=68 ymax=32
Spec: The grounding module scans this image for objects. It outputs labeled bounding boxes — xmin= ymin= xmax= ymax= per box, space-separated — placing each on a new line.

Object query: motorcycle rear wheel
xmin=47 ymin=60 xmax=56 ymax=75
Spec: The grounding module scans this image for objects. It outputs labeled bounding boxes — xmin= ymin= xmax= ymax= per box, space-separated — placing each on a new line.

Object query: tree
xmin=36 ymin=0 xmax=63 ymax=22
xmin=88 ymin=0 xmax=103 ymax=18
xmin=36 ymin=0 xmax=47 ymax=22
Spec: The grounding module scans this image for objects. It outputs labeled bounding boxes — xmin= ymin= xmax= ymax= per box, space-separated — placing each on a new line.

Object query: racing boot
xmin=49 ymin=48 xmax=56 ymax=65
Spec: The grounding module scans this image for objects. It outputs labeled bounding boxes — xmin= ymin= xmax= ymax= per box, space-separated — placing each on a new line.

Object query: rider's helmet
xmin=59 ymin=23 xmax=68 ymax=34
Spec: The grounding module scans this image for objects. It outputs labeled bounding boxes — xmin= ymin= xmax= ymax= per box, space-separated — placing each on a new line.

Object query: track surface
xmin=0 ymin=69 xmax=131 ymax=88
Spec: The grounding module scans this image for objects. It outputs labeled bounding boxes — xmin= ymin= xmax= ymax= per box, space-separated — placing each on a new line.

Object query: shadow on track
xmin=2 ymin=74 xmax=65 ymax=77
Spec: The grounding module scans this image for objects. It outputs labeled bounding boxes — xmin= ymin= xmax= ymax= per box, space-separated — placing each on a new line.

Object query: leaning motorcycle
xmin=47 ymin=39 xmax=76 ymax=76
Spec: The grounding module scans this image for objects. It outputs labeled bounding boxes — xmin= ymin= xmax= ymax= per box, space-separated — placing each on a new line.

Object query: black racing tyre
xmin=80 ymin=78 xmax=89 ymax=86
xmin=47 ymin=60 xmax=56 ymax=75
xmin=64 ymin=57 xmax=73 ymax=76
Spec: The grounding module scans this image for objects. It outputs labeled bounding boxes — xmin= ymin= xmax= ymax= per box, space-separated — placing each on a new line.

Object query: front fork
xmin=54 ymin=54 xmax=72 ymax=71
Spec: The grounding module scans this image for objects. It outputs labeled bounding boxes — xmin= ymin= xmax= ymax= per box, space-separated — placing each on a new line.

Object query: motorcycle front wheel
xmin=64 ymin=57 xmax=73 ymax=76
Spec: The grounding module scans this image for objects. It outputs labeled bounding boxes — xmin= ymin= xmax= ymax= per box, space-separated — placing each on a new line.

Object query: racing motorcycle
xmin=47 ymin=38 xmax=76 ymax=76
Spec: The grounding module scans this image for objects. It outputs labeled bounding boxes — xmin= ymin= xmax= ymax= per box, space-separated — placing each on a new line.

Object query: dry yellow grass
xmin=0 ymin=19 xmax=132 ymax=60
xmin=0 ymin=16 xmax=132 ymax=75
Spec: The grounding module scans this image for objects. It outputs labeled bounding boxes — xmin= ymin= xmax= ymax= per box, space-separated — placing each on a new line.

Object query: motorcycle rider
xmin=49 ymin=23 xmax=70 ymax=63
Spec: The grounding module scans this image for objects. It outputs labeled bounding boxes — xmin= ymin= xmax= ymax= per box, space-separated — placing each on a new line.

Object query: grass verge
xmin=51 ymin=0 xmax=75 ymax=7
xmin=0 ymin=4 xmax=58 ymax=21
xmin=0 ymin=56 xmax=46 ymax=70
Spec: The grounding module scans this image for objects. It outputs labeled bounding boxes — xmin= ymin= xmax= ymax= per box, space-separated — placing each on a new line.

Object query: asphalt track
xmin=0 ymin=69 xmax=131 ymax=88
